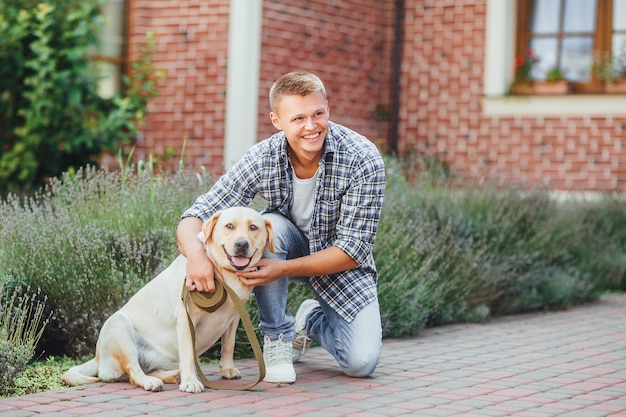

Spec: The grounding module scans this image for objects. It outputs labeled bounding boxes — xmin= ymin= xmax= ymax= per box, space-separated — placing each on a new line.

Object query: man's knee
xmin=341 ymin=348 xmax=380 ymax=378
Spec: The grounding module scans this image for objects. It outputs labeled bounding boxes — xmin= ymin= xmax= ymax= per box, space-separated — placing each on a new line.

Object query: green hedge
xmin=1 ymin=155 xmax=625 ymax=363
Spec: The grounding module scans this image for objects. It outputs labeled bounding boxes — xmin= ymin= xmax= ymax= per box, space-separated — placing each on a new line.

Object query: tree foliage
xmin=0 ymin=0 xmax=163 ymax=194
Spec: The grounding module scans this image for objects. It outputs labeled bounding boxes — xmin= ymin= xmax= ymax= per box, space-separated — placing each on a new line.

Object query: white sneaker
xmin=262 ymin=334 xmax=296 ymax=383
xmin=292 ymin=299 xmax=319 ymax=363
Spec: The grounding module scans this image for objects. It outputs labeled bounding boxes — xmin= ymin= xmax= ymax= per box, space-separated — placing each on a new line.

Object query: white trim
xmin=483 ymin=0 xmax=516 ymax=97
xmin=224 ymin=0 xmax=263 ymax=170
xmin=483 ymin=95 xmax=626 ymax=116
xmin=483 ymin=0 xmax=626 ymax=116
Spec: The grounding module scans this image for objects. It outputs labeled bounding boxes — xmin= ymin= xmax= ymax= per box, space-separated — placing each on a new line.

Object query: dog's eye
xmin=249 ymin=224 xmax=259 ymax=231
xmin=225 ymin=223 xmax=234 ymax=230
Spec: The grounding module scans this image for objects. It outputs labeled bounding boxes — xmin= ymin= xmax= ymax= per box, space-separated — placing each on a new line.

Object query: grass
xmin=0 ymin=356 xmax=73 ymax=398
xmin=1 ymin=153 xmax=625 ymax=397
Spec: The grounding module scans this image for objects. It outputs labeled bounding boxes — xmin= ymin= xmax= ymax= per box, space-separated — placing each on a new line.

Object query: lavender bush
xmin=1 ymin=153 xmax=625 ymax=362
xmin=0 ymin=163 xmax=208 ymax=356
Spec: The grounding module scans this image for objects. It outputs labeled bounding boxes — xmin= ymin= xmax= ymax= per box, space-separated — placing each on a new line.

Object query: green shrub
xmin=0 ymin=355 xmax=71 ymax=398
xmin=2 ymin=154 xmax=626 ymax=365
xmin=0 ymin=283 xmax=48 ymax=391
xmin=376 ymin=155 xmax=624 ymax=336
xmin=0 ymin=0 xmax=163 ymax=195
xmin=0 ymin=163 xmax=208 ymax=356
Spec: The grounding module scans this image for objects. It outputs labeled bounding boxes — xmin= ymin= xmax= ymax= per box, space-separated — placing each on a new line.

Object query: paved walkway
xmin=2 ymin=294 xmax=626 ymax=417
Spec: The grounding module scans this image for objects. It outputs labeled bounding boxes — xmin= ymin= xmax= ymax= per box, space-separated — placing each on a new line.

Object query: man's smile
xmin=302 ymin=132 xmax=321 ymax=141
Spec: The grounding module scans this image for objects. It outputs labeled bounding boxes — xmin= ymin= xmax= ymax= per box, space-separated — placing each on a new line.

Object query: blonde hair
xmin=269 ymin=71 xmax=327 ymax=113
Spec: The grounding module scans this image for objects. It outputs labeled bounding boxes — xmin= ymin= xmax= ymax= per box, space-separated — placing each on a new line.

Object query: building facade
xmin=123 ymin=0 xmax=626 ymax=191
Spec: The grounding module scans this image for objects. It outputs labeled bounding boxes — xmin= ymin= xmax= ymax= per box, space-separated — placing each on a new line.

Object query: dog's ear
xmin=202 ymin=211 xmax=222 ymax=245
xmin=265 ymin=218 xmax=275 ymax=253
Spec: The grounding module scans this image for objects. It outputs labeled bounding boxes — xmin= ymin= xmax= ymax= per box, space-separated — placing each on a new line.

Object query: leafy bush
xmin=376 ymin=155 xmax=625 ymax=336
xmin=0 ymin=162 xmax=208 ymax=356
xmin=2 ymin=154 xmax=626 ymax=365
xmin=0 ymin=283 xmax=48 ymax=391
xmin=0 ymin=0 xmax=163 ymax=195
xmin=0 ymin=355 xmax=73 ymax=398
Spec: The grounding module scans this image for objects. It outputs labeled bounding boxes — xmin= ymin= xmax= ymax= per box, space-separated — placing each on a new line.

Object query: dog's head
xmin=202 ymin=207 xmax=274 ymax=272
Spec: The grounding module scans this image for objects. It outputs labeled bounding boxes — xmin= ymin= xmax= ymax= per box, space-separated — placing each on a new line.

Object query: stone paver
xmin=2 ymin=293 xmax=626 ymax=416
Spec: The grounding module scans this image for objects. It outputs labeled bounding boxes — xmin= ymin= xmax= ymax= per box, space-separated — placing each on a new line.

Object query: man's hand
xmin=237 ymin=246 xmax=358 ymax=287
xmin=237 ymin=258 xmax=283 ymax=287
xmin=178 ymin=216 xmax=219 ymax=293
xmin=185 ymin=250 xmax=217 ymax=292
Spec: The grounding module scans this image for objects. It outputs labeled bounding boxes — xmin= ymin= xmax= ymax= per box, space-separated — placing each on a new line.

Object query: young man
xmin=177 ymin=71 xmax=386 ymax=383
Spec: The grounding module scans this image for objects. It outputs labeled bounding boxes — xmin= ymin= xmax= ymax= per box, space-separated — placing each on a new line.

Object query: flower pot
xmin=531 ymin=80 xmax=569 ymax=95
xmin=511 ymin=82 xmax=534 ymax=95
xmin=604 ymin=79 xmax=626 ymax=94
xmin=511 ymin=80 xmax=569 ymax=95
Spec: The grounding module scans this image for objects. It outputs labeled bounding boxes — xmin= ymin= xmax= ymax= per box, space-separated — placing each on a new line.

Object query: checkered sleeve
xmin=181 ymin=147 xmax=262 ymax=222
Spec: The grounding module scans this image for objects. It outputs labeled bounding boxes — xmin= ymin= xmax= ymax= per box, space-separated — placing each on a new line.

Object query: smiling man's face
xmin=269 ymin=91 xmax=329 ymax=163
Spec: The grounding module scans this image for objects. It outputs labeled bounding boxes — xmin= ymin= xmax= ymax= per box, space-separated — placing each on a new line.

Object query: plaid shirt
xmin=182 ymin=121 xmax=386 ymax=322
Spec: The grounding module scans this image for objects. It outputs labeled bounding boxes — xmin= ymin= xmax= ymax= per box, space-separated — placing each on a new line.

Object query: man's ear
xmin=269 ymin=111 xmax=282 ymax=131
xmin=202 ymin=211 xmax=222 ymax=246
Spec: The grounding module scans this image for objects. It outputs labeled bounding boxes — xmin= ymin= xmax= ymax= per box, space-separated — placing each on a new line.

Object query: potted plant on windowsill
xmin=592 ymin=52 xmax=626 ymax=94
xmin=510 ymin=50 xmax=569 ymax=95
xmin=532 ymin=67 xmax=570 ymax=95
xmin=510 ymin=49 xmax=538 ymax=95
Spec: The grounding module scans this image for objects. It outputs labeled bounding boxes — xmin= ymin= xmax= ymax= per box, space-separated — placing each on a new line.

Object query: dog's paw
xmin=179 ymin=378 xmax=204 ymax=393
xmin=220 ymin=367 xmax=242 ymax=380
xmin=142 ymin=376 xmax=164 ymax=392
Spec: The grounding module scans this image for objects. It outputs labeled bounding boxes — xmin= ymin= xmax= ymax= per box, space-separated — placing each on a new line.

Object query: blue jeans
xmin=253 ymin=212 xmax=382 ymax=377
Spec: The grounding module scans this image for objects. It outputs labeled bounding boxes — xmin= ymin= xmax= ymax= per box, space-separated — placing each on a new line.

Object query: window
xmin=516 ymin=0 xmax=626 ymax=93
xmin=91 ymin=0 xmax=128 ymax=98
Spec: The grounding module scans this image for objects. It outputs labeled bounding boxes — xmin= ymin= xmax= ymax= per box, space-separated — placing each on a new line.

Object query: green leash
xmin=181 ymin=278 xmax=265 ymax=390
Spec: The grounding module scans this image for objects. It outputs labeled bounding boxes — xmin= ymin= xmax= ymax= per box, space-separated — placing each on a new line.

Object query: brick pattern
xmin=258 ymin=1 xmax=393 ymax=149
xmin=128 ymin=0 xmax=230 ymax=174
xmin=400 ymin=0 xmax=626 ymax=191
xmin=127 ymin=0 xmax=626 ymax=191
xmin=128 ymin=0 xmax=392 ymax=176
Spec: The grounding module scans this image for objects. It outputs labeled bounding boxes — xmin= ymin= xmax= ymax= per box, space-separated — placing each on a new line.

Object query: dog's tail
xmin=62 ymin=358 xmax=100 ymax=386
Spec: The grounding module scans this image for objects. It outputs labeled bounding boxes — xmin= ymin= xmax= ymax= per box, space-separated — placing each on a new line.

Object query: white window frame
xmin=482 ymin=0 xmax=626 ymax=116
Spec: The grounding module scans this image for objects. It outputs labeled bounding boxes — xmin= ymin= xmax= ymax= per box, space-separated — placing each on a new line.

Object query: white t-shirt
xmin=290 ymin=168 xmax=319 ymax=236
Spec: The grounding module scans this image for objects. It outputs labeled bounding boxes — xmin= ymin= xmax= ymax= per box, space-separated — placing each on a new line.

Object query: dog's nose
xmin=234 ymin=239 xmax=249 ymax=254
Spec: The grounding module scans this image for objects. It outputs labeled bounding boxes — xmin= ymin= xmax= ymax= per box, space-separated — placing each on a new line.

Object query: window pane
xmin=529 ymin=38 xmax=558 ymax=79
xmin=614 ymin=35 xmax=626 ymax=71
xmin=529 ymin=0 xmax=560 ymax=34
xmin=563 ymin=0 xmax=596 ymax=32
xmin=615 ymin=0 xmax=626 ymax=30
xmin=562 ymin=37 xmax=594 ymax=81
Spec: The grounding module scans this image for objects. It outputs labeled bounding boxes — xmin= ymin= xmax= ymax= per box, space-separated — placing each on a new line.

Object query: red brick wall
xmin=127 ymin=0 xmax=230 ymax=174
xmin=128 ymin=0 xmax=626 ymax=191
xmin=258 ymin=1 xmax=393 ymax=149
xmin=128 ymin=0 xmax=393 ymax=176
xmin=399 ymin=0 xmax=626 ymax=191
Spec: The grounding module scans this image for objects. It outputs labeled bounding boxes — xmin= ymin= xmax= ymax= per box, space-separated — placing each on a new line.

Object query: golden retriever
xmin=62 ymin=207 xmax=273 ymax=393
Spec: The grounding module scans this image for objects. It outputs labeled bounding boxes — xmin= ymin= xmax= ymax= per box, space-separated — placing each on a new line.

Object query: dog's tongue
xmin=231 ymin=256 xmax=250 ymax=267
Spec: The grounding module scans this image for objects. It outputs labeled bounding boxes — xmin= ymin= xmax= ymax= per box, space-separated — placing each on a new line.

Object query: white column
xmin=483 ymin=0 xmax=516 ymax=97
xmin=224 ymin=0 xmax=263 ymax=170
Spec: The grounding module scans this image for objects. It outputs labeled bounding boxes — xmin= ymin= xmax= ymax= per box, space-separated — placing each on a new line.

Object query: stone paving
xmin=1 ymin=293 xmax=626 ymax=417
